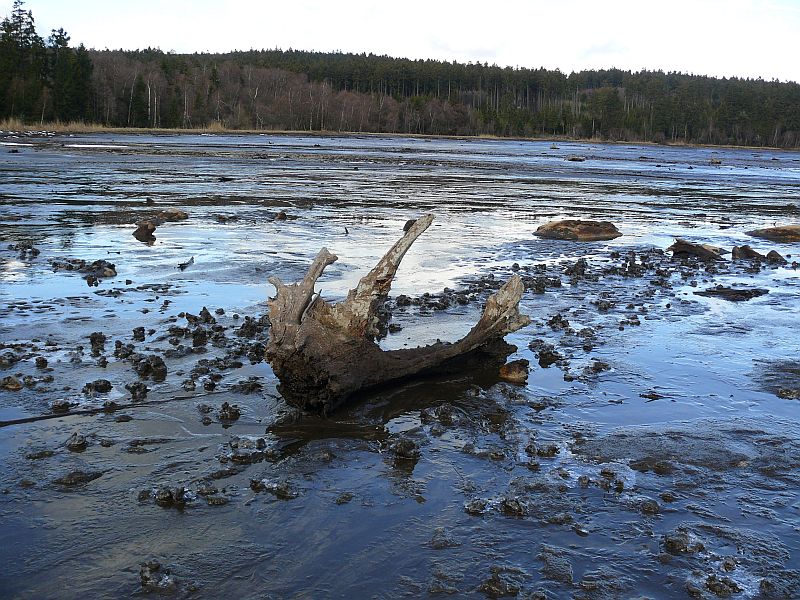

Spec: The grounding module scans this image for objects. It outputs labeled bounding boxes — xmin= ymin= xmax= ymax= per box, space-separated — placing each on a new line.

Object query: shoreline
xmin=1 ymin=121 xmax=798 ymax=153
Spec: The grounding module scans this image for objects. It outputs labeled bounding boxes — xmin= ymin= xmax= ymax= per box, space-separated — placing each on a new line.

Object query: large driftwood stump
xmin=266 ymin=215 xmax=531 ymax=414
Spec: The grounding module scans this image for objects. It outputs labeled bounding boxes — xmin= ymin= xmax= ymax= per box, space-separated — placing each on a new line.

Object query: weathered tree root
xmin=265 ymin=215 xmax=531 ymax=414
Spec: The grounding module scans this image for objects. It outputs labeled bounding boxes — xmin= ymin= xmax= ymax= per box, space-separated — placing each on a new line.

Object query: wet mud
xmin=1 ymin=133 xmax=800 ymax=598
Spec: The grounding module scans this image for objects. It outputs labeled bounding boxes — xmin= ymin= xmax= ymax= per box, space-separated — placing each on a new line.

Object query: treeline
xmin=0 ymin=0 xmax=92 ymax=123
xmin=2 ymin=1 xmax=800 ymax=147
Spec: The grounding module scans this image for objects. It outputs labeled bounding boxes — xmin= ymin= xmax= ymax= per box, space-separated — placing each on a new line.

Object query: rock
xmin=667 ymin=238 xmax=725 ymax=261
xmin=663 ymin=530 xmax=704 ymax=555
xmin=82 ymin=379 xmax=112 ymax=394
xmin=132 ymin=220 xmax=157 ymax=243
xmin=766 ymin=250 xmax=788 ymax=264
xmin=537 ymin=444 xmax=559 ymax=458
xmin=640 ymin=498 xmax=660 ymax=514
xmin=731 ymin=245 xmax=765 ymax=260
xmin=390 ymin=437 xmax=421 ymax=461
xmin=252 ymin=480 xmax=297 ymax=500
xmin=335 ymin=492 xmax=354 ymax=505
xmin=746 ymin=225 xmax=800 ymax=243
xmin=534 ymin=219 xmax=622 ymax=241
xmin=499 ymin=359 xmax=529 ymax=384
xmin=499 ymin=497 xmax=526 ymax=516
xmin=465 ymin=498 xmax=488 ymax=515
xmin=0 ymin=352 xmax=19 ymax=368
xmin=191 ymin=327 xmax=207 ymax=347
xmin=51 ymin=258 xmax=116 ymax=278
xmin=35 ymin=356 xmax=48 ymax=369
xmin=533 ymin=343 xmax=561 ymax=368
xmin=89 ymin=332 xmax=106 ymax=355
xmin=139 ymin=560 xmax=178 ymax=593
xmin=218 ymin=402 xmax=241 ymax=421
xmin=777 ymin=388 xmax=800 ymax=400
xmin=1 ymin=376 xmax=23 ymax=391
xmin=694 ymin=286 xmax=768 ymax=302
xmin=54 ymin=470 xmax=102 ymax=486
xmin=154 ymin=486 xmax=188 ymax=507
xmin=125 ymin=381 xmax=149 ymax=400
xmin=156 ymin=207 xmax=188 ymax=221
xmin=132 ymin=326 xmax=145 ymax=341
xmin=705 ymin=574 xmax=741 ymax=597
xmin=132 ymin=354 xmax=167 ymax=382
xmin=566 ymin=155 xmax=587 ymax=162
xmin=65 ymin=432 xmax=87 ymax=451
xmin=50 ymin=399 xmax=72 ymax=412
xmin=231 ymin=377 xmax=263 ymax=394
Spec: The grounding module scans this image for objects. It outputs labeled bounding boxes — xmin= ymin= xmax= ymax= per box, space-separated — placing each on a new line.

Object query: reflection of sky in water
xmin=2 ymin=134 xmax=799 ymax=344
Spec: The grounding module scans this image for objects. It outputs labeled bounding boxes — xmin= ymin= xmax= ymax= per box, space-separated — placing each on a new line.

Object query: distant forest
xmin=2 ymin=0 xmax=800 ymax=147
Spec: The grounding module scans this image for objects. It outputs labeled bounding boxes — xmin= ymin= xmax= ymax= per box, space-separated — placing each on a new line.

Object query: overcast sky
xmin=4 ymin=0 xmax=800 ymax=82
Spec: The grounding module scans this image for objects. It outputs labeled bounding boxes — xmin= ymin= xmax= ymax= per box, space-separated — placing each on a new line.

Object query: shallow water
xmin=1 ymin=133 xmax=799 ymax=599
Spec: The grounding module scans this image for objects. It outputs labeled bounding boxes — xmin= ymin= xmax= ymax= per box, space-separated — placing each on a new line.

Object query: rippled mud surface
xmin=1 ymin=133 xmax=800 ymax=599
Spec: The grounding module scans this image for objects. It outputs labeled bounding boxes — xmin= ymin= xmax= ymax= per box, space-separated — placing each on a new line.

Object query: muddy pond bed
xmin=1 ymin=132 xmax=800 ymax=599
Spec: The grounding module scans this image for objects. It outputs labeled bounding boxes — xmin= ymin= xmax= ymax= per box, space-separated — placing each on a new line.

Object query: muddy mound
xmin=746 ymin=225 xmax=800 ymax=243
xmin=533 ymin=219 xmax=622 ymax=241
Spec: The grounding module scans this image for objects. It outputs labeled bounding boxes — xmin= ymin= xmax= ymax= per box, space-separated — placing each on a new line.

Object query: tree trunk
xmin=265 ymin=215 xmax=530 ymax=414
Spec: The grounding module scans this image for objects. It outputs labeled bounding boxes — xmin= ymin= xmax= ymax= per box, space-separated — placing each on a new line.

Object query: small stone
xmin=536 ymin=444 xmax=559 ymax=458
xmin=390 ymin=437 xmax=421 ymax=461
xmin=218 ymin=402 xmax=241 ymax=421
xmin=721 ymin=557 xmax=736 ymax=572
xmin=664 ymin=530 xmax=704 ymax=555
xmin=640 ymin=498 xmax=660 ymax=514
xmin=465 ymin=499 xmax=488 ymax=515
xmin=139 ymin=560 xmax=178 ymax=593
xmin=335 ymin=492 xmax=354 ymax=505
xmin=705 ymin=574 xmax=742 ymax=597
xmin=50 ymin=399 xmax=72 ymax=413
xmin=1 ymin=376 xmax=22 ymax=391
xmin=500 ymin=496 xmax=526 ymax=516
xmin=126 ymin=381 xmax=149 ymax=400
xmin=499 ymin=359 xmax=529 ymax=384
xmin=83 ymin=379 xmax=112 ymax=394
xmin=65 ymin=432 xmax=87 ymax=452
xmin=661 ymin=491 xmax=677 ymax=503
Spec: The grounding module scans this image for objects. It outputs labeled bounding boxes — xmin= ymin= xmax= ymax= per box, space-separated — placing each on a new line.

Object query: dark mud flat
xmin=1 ymin=133 xmax=800 ymax=599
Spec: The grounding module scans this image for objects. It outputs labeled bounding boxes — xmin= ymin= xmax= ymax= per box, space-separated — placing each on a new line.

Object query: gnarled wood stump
xmin=265 ymin=215 xmax=531 ymax=413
